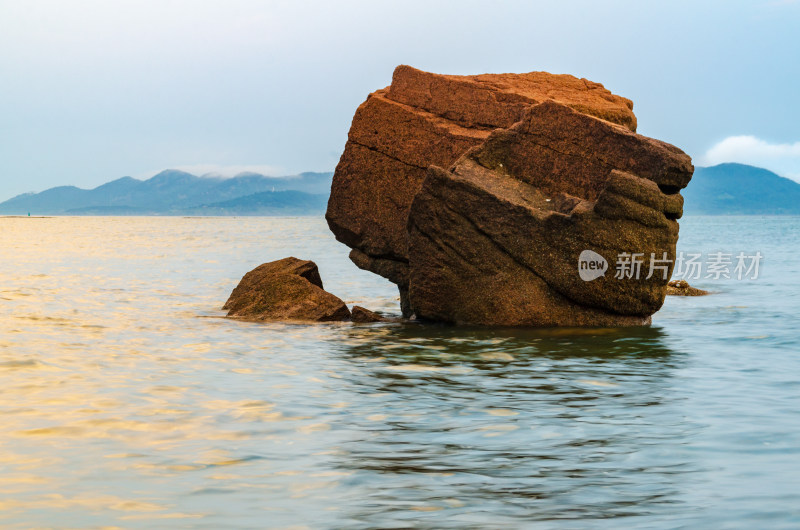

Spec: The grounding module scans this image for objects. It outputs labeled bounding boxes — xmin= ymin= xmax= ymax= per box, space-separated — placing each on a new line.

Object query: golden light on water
xmin=0 ymin=217 xmax=385 ymax=524
xmin=2 ymin=216 xmax=799 ymax=527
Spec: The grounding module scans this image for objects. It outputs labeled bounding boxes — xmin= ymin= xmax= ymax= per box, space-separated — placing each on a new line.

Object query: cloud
xmin=700 ymin=136 xmax=800 ymax=182
xmin=138 ymin=164 xmax=285 ymax=179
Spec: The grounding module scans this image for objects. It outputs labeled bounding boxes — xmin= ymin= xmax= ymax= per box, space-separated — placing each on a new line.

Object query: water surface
xmin=0 ymin=216 xmax=798 ymax=528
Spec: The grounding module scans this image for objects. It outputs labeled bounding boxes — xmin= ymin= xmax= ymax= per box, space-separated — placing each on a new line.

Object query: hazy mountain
xmin=7 ymin=163 xmax=798 ymax=217
xmin=185 ymin=190 xmax=329 ymax=215
xmin=683 ymin=163 xmax=800 ymax=215
xmin=0 ymin=170 xmax=333 ymax=215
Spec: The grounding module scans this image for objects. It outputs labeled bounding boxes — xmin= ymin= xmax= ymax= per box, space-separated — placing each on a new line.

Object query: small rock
xmin=224 ymin=257 xmax=351 ymax=322
xmin=350 ymin=306 xmax=389 ymax=323
xmin=666 ymin=279 xmax=710 ymax=296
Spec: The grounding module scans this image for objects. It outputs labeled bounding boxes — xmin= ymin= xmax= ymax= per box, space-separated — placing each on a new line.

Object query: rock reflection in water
xmin=329 ymin=324 xmax=697 ymax=526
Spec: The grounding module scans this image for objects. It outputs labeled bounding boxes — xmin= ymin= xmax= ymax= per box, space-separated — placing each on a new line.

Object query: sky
xmin=1 ymin=0 xmax=799 ymax=201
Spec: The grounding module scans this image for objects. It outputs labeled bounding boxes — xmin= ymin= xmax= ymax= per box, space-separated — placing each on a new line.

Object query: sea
xmin=0 ymin=215 xmax=798 ymax=529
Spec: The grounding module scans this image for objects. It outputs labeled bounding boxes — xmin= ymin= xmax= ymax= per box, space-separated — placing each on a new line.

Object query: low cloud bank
xmin=701 ymin=136 xmax=800 ymax=182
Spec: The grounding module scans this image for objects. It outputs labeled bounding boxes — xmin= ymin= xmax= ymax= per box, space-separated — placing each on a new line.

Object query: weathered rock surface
xmin=407 ymin=102 xmax=692 ymax=325
xmin=666 ymin=279 xmax=710 ymax=296
xmin=327 ymin=65 xmax=694 ymax=326
xmin=224 ymin=258 xmax=351 ymax=322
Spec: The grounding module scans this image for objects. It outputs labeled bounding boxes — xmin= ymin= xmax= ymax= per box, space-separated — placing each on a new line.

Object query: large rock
xmin=224 ymin=258 xmax=351 ymax=322
xmin=327 ymin=65 xmax=693 ymax=326
xmin=326 ymin=66 xmax=638 ymax=310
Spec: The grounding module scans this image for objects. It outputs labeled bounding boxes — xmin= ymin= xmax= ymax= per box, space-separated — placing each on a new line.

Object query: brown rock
xmin=224 ymin=258 xmax=351 ymax=322
xmin=350 ymin=306 xmax=389 ymax=323
xmin=666 ymin=279 xmax=710 ymax=296
xmin=327 ymin=65 xmax=694 ymax=326
xmin=326 ymin=66 xmax=639 ymax=316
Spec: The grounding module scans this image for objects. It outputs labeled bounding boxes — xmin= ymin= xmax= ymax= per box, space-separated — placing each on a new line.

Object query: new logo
xmin=578 ymin=250 xmax=608 ymax=281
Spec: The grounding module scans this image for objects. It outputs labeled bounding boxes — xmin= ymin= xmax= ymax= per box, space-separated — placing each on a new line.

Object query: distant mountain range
xmin=0 ymin=170 xmax=333 ymax=215
xmin=682 ymin=163 xmax=800 ymax=215
xmin=2 ymin=163 xmax=799 ymax=216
